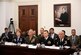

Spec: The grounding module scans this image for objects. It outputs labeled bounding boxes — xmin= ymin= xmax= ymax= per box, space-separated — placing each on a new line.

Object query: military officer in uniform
xmin=49 ymin=28 xmax=59 ymax=44
xmin=39 ymin=30 xmax=53 ymax=46
xmin=54 ymin=31 xmax=71 ymax=46
xmin=24 ymin=29 xmax=38 ymax=45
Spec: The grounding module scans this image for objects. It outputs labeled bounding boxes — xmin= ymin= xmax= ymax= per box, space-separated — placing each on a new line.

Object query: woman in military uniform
xmin=24 ymin=29 xmax=38 ymax=45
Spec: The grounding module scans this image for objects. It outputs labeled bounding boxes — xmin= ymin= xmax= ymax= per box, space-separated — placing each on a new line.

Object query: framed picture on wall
xmin=54 ymin=3 xmax=71 ymax=27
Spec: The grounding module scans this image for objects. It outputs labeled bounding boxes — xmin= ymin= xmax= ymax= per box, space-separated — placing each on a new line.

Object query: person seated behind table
xmin=49 ymin=28 xmax=59 ymax=44
xmin=33 ymin=30 xmax=37 ymax=38
xmin=0 ymin=27 xmax=13 ymax=42
xmin=12 ymin=30 xmax=25 ymax=44
xmin=24 ymin=29 xmax=38 ymax=45
xmin=54 ymin=31 xmax=71 ymax=46
xmin=38 ymin=28 xmax=44 ymax=38
xmin=38 ymin=28 xmax=44 ymax=42
xmin=62 ymin=30 xmax=68 ymax=39
xmin=21 ymin=31 xmax=27 ymax=38
xmin=69 ymin=29 xmax=80 ymax=48
xmin=39 ymin=30 xmax=54 ymax=46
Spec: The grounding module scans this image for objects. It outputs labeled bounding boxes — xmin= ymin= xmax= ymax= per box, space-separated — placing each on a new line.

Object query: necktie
xmin=60 ymin=39 xmax=62 ymax=45
xmin=72 ymin=37 xmax=75 ymax=44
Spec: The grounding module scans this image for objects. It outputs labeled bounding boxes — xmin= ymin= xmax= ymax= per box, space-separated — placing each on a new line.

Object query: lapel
xmin=28 ymin=36 xmax=35 ymax=43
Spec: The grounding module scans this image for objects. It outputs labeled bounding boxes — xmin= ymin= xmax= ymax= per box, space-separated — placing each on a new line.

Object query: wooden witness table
xmin=0 ymin=45 xmax=75 ymax=55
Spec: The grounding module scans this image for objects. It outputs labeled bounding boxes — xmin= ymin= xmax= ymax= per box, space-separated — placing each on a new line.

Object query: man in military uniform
xmin=39 ymin=30 xmax=53 ymax=46
xmin=54 ymin=31 xmax=71 ymax=46
xmin=49 ymin=28 xmax=59 ymax=44
xmin=62 ymin=30 xmax=68 ymax=39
